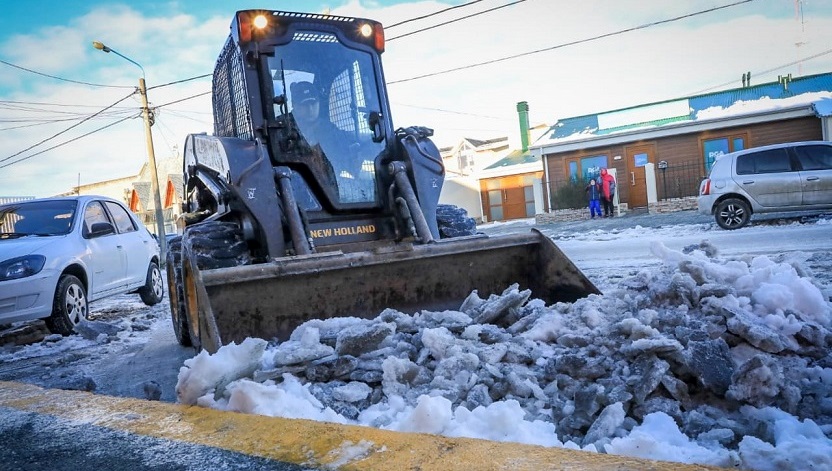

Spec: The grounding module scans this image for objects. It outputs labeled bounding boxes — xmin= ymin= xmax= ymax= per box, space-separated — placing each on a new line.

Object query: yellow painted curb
xmin=0 ymin=381 xmax=721 ymax=470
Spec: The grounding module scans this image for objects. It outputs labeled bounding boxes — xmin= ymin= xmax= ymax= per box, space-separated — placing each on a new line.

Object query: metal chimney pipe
xmin=516 ymin=101 xmax=530 ymax=153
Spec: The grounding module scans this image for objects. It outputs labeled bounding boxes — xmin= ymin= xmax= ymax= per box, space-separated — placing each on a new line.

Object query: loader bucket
xmin=191 ymin=229 xmax=599 ymax=352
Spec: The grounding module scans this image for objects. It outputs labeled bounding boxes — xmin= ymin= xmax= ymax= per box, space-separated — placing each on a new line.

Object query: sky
xmin=1 ymin=0 xmax=831 ymax=197
xmin=1 ymin=217 xmax=831 ymax=469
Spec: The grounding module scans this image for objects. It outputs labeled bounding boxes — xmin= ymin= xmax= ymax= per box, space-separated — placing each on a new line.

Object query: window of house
xmin=459 ymin=149 xmax=475 ymax=171
xmin=523 ymin=175 xmax=537 ymax=216
xmin=703 ymin=134 xmax=746 ymax=173
xmin=568 ymin=155 xmax=608 ymax=182
xmin=485 ymin=179 xmax=503 ymax=221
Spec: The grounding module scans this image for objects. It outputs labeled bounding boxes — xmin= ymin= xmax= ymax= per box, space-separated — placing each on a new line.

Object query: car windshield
xmin=0 ymin=200 xmax=77 ymax=238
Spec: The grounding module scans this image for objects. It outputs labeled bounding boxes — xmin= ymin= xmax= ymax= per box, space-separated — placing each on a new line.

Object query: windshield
xmin=0 ymin=200 xmax=77 ymax=238
xmin=267 ymin=31 xmax=385 ymax=205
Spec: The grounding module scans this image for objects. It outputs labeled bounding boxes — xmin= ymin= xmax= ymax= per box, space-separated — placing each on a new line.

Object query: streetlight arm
xmin=92 ymin=40 xmax=165 ymax=262
xmin=91 ymin=41 xmax=145 ymax=79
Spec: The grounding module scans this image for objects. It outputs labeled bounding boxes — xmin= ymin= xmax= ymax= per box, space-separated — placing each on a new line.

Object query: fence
xmin=545 ymin=161 xmax=705 ymax=212
xmin=656 ymin=161 xmax=705 ymax=200
xmin=545 ymin=178 xmax=590 ymax=211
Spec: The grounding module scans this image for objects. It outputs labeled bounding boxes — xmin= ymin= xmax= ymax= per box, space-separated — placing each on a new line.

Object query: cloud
xmin=2 ymin=0 xmax=832 ymax=197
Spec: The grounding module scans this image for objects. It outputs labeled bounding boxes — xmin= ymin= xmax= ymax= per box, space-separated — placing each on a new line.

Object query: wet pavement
xmin=478 ymin=208 xmax=832 ymax=237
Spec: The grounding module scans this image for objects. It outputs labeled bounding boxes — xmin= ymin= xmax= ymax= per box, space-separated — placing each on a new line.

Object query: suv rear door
xmin=792 ymin=144 xmax=832 ymax=206
xmin=734 ymin=148 xmax=802 ymax=208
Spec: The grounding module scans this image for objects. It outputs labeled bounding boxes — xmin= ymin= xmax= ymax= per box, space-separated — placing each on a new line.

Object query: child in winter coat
xmin=585 ymin=178 xmax=601 ymax=219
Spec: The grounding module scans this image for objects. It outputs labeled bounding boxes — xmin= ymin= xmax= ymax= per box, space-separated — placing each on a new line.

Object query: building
xmin=439 ymin=102 xmax=550 ymax=222
xmin=531 ymin=72 xmax=832 ymax=213
xmin=67 ymin=155 xmax=184 ymax=236
xmin=440 ymin=136 xmax=510 ymax=177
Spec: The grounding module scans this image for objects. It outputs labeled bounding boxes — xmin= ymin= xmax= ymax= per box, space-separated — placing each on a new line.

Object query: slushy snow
xmin=176 ymin=240 xmax=832 ymax=470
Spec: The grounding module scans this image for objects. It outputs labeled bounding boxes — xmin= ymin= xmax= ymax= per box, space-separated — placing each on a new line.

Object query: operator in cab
xmin=291 ymin=81 xmax=334 ymax=148
xmin=290 ymin=81 xmax=373 ymax=202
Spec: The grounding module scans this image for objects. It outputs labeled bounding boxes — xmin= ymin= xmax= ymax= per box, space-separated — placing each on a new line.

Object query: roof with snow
xmin=482 ymin=148 xmax=539 ymax=170
xmin=534 ymin=72 xmax=832 ymax=149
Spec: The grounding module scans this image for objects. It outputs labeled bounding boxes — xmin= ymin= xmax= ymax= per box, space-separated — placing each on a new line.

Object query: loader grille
xmin=213 ymin=38 xmax=254 ymax=140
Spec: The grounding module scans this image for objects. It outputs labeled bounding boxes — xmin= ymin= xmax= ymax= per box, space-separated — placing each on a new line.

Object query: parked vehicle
xmin=0 ymin=195 xmax=163 ymax=334
xmin=698 ymin=140 xmax=832 ymax=229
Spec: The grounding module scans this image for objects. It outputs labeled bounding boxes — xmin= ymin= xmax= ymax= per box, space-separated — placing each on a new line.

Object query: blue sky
xmin=1 ymin=0 xmax=831 ymax=197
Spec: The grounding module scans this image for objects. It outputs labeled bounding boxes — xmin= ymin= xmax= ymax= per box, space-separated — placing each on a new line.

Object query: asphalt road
xmin=478 ymin=208 xmax=832 ymax=237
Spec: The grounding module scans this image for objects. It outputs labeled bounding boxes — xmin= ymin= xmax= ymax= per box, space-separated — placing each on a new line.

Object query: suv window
xmin=736 ymin=148 xmax=792 ymax=175
xmin=105 ymin=201 xmax=137 ymax=233
xmin=794 ymin=145 xmax=832 ymax=171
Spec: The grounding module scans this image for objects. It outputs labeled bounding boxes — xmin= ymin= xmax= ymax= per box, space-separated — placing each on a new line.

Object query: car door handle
xmin=742 ymin=180 xmax=755 ymax=185
xmin=806 ymin=176 xmax=819 ymax=181
xmin=117 ymin=245 xmax=123 ymax=249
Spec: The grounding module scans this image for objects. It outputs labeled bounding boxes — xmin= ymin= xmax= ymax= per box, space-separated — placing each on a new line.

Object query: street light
xmin=92 ymin=41 xmax=166 ymax=263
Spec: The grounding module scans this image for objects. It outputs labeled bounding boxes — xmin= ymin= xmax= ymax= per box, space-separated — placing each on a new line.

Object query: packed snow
xmin=175 ymin=239 xmax=832 ymax=470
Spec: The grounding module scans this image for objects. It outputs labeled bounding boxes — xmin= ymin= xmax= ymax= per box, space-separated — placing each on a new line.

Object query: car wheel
xmin=139 ymin=260 xmax=164 ymax=305
xmin=166 ymin=236 xmax=192 ymax=347
xmin=715 ymin=198 xmax=750 ymax=230
xmin=46 ymin=274 xmax=88 ymax=336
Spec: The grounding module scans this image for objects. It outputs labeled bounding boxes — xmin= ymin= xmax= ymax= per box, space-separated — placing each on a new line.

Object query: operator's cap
xmin=291 ymin=81 xmax=319 ymax=105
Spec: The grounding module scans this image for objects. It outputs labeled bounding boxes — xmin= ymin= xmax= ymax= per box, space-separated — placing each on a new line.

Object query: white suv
xmin=0 ymin=195 xmax=163 ymax=334
xmin=698 ymin=141 xmax=832 ymax=229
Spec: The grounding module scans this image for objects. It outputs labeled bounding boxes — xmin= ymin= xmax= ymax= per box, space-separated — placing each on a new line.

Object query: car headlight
xmin=0 ymin=255 xmax=46 ymax=281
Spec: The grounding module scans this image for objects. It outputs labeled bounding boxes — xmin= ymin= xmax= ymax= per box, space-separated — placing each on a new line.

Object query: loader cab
xmin=241 ymin=12 xmax=393 ymax=214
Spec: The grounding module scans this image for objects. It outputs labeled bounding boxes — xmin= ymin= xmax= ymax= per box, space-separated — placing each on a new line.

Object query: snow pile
xmin=176 ymin=241 xmax=832 ymax=470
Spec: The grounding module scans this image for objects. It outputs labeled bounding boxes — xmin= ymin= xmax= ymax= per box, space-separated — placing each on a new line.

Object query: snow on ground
xmin=175 ymin=238 xmax=832 ymax=471
xmin=2 ymin=217 xmax=830 ymax=470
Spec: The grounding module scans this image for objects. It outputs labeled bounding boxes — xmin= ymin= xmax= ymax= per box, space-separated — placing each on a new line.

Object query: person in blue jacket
xmin=585 ymin=177 xmax=602 ymax=219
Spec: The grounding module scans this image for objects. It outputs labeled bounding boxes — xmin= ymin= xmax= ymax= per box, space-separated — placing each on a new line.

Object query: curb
xmin=0 ymin=381 xmax=722 ymax=470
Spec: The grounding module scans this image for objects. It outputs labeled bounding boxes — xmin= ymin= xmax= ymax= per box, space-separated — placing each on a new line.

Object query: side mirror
xmin=369 ymin=111 xmax=385 ymax=143
xmin=88 ymin=222 xmax=115 ymax=238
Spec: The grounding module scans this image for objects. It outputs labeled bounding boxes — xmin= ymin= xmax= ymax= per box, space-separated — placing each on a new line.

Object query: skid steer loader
xmin=168 ymin=10 xmax=599 ymax=353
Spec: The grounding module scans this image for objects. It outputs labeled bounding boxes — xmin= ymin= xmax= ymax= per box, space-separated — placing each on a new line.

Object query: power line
xmin=154 ymin=91 xmax=211 ymax=108
xmin=389 ymin=0 xmax=755 ymax=84
xmin=0 ymin=91 xmax=136 ymax=164
xmin=388 ymin=0 xmax=527 ymax=42
xmin=392 ymin=102 xmax=509 ymax=120
xmin=386 ymin=0 xmax=485 ymax=28
xmin=0 ymin=59 xmax=135 ymax=89
xmin=0 ymin=113 xmax=139 ymax=169
xmin=147 ymin=73 xmax=212 ymax=91
xmin=692 ymin=47 xmax=832 ymax=94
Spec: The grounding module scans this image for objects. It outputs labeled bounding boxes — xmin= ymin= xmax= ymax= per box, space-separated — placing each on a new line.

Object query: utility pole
xmin=92 ymin=41 xmax=166 ymax=263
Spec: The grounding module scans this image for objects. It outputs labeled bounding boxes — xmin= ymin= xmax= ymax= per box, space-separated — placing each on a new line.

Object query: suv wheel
xmin=715 ymin=198 xmax=750 ymax=230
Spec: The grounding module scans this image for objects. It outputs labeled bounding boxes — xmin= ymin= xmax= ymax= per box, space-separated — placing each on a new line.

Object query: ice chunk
xmin=176 ymin=337 xmax=267 ymax=405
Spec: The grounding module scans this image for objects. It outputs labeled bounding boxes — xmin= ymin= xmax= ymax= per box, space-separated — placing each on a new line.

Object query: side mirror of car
xmin=88 ymin=222 xmax=115 ymax=238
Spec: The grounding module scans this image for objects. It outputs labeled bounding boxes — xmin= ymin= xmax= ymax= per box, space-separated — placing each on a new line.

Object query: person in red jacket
xmin=599 ymin=168 xmax=616 ymax=217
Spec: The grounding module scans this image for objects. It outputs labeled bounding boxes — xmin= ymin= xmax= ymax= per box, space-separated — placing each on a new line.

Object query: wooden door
xmin=502 ymin=182 xmax=527 ymax=220
xmin=482 ymin=174 xmax=536 ymax=221
xmin=624 ymin=144 xmax=655 ymax=208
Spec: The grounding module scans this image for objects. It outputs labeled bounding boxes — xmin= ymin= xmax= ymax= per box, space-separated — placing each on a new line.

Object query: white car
xmin=0 ymin=195 xmax=163 ymax=334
